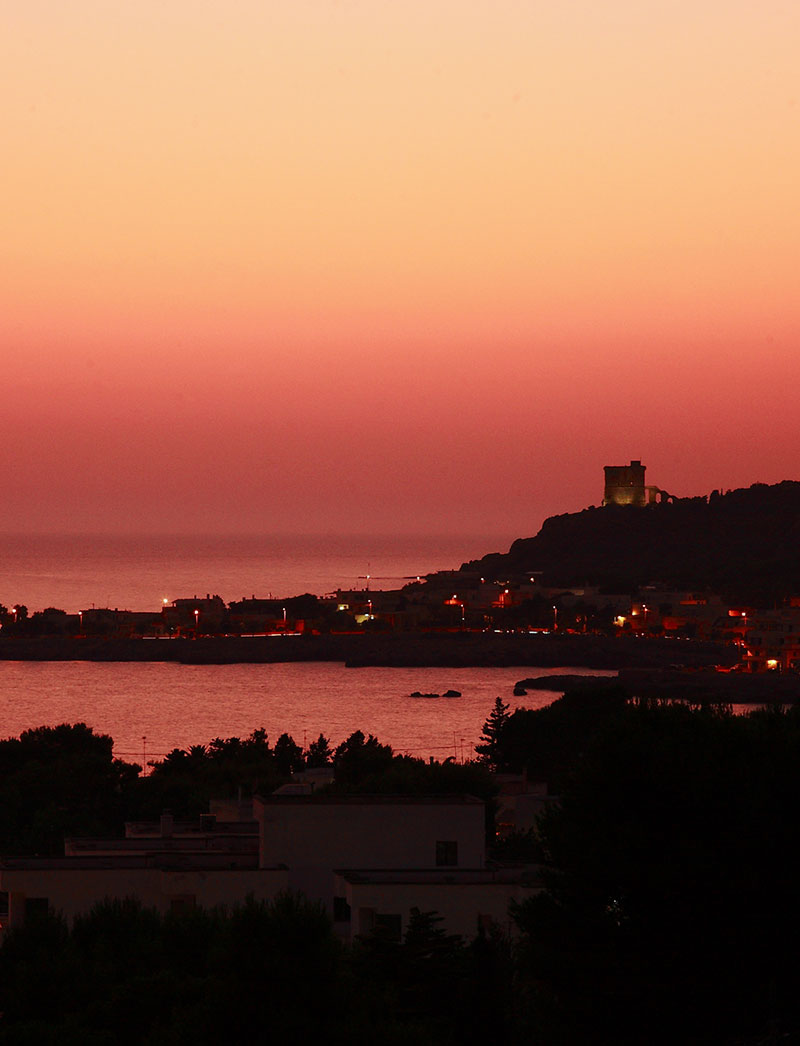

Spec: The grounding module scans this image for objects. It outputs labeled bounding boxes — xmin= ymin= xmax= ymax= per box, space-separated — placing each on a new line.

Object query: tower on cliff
xmin=604 ymin=460 xmax=647 ymax=506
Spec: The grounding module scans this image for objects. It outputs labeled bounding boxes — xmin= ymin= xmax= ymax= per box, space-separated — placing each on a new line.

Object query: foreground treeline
xmin=5 ymin=692 xmax=800 ymax=1041
xmin=0 ymin=895 xmax=511 ymax=1045
xmin=486 ymin=690 xmax=800 ymax=1043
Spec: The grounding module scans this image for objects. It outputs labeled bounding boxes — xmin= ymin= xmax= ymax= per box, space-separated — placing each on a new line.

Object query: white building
xmin=0 ymin=854 xmax=287 ymax=929
xmin=334 ymin=866 xmax=540 ymax=942
xmin=1 ymin=792 xmax=541 ymax=940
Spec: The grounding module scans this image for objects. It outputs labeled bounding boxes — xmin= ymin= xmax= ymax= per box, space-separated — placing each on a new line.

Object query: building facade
xmin=603 ymin=460 xmax=648 ymax=506
xmin=1 ymin=794 xmax=541 ymax=942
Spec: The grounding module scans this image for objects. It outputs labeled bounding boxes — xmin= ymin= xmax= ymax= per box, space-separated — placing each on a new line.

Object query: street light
xmin=552 ymin=605 xmax=558 ymax=631
xmin=451 ymin=595 xmax=465 ymax=628
xmin=194 ymin=608 xmax=200 ymax=635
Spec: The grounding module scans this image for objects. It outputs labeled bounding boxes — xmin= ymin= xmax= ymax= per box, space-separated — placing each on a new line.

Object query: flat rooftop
xmin=0 ymin=854 xmax=265 ymax=872
xmin=335 ymin=866 xmax=542 ymax=886
xmin=65 ymin=837 xmax=258 ymax=854
xmin=255 ymin=793 xmax=484 ymax=805
xmin=124 ymin=820 xmax=258 ymax=837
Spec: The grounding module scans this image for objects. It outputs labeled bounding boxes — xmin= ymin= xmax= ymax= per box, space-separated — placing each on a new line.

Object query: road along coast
xmin=0 ymin=632 xmax=735 ymax=669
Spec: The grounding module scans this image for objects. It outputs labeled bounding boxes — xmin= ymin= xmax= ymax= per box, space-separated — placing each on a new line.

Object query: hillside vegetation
xmin=467 ymin=481 xmax=800 ymax=604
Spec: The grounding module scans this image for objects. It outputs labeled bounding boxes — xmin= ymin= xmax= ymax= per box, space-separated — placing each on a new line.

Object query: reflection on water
xmin=0 ymin=662 xmax=616 ymax=763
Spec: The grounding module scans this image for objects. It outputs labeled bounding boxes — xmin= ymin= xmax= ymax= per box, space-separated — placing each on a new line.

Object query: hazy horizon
xmin=2 ymin=468 xmax=795 ymax=542
xmin=0 ymin=531 xmax=511 ymax=613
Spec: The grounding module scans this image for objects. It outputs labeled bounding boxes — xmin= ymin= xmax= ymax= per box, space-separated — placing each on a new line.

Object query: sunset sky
xmin=3 ymin=0 xmax=799 ymax=540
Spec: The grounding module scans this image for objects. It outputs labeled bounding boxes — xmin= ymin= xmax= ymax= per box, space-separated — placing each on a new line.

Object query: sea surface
xmin=0 ymin=660 xmax=614 ymax=764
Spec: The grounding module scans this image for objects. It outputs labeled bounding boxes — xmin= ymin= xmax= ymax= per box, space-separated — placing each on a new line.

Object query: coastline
xmin=517 ymin=669 xmax=800 ymax=704
xmin=0 ymin=632 xmax=735 ymax=669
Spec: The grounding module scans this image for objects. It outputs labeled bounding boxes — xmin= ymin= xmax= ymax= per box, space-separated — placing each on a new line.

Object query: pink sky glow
xmin=2 ymin=1 xmax=799 ymax=541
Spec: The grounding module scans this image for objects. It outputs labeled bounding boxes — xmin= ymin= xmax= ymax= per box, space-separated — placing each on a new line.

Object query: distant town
xmin=3 ymin=464 xmax=799 ymax=673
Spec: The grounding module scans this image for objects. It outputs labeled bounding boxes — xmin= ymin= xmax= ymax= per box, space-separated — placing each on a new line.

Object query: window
xmin=358 ymin=907 xmax=401 ymax=941
xmin=478 ymin=913 xmax=497 ymax=933
xmin=436 ymin=840 xmax=458 ymax=867
xmin=359 ymin=906 xmax=376 ymax=934
xmin=333 ymin=896 xmax=351 ymax=922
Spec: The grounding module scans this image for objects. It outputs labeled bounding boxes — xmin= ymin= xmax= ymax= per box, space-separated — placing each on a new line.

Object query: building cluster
xmin=0 ymin=783 xmax=540 ymax=942
xmin=4 ymin=578 xmax=800 ymax=670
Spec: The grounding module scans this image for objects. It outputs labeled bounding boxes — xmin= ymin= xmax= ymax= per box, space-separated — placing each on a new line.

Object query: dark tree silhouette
xmin=475 ymin=697 xmax=511 ymax=770
xmin=510 ymin=698 xmax=800 ymax=1044
xmin=0 ymin=723 xmax=139 ymax=854
xmin=273 ymin=732 xmax=305 ymax=776
xmin=305 ymin=732 xmax=333 ymax=767
xmin=333 ymin=730 xmax=394 ymax=786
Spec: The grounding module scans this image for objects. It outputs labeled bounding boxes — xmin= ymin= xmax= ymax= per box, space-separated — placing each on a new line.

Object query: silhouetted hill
xmin=464 ymin=481 xmax=800 ymax=605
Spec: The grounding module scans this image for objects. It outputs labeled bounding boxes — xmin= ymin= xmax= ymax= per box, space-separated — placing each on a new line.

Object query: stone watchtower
xmin=603 ymin=460 xmax=647 ymax=506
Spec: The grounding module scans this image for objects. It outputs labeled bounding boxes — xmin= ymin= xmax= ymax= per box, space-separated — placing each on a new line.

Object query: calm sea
xmin=0 ymin=661 xmax=614 ymax=764
xmin=0 ymin=532 xmax=613 ymax=763
xmin=0 ymin=532 xmax=514 ymax=614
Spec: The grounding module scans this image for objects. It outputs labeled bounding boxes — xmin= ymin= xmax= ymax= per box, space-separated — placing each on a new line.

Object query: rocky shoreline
xmin=514 ymin=668 xmax=800 ymax=704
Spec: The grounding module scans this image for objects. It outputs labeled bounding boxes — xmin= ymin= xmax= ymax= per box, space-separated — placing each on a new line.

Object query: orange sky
xmin=3 ymin=1 xmax=799 ymax=539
